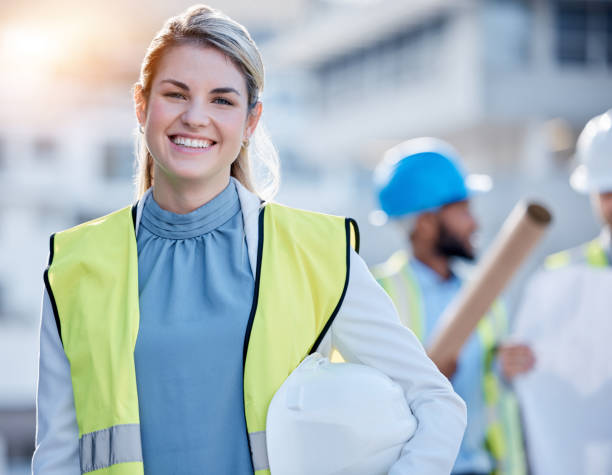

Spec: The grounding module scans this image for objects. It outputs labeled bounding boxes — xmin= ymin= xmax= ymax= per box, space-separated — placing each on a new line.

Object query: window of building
xmin=397 ymin=28 xmax=422 ymax=79
xmin=102 ymin=143 xmax=134 ymax=181
xmin=606 ymin=6 xmax=612 ymax=65
xmin=483 ymin=0 xmax=532 ymax=70
xmin=315 ymin=14 xmax=449 ymax=107
xmin=556 ymin=1 xmax=612 ymax=67
xmin=557 ymin=3 xmax=588 ymax=63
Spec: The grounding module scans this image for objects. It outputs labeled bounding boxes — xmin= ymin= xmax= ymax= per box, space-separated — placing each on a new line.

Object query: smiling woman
xmin=135 ymin=44 xmax=263 ymax=213
xmin=132 ymin=6 xmax=273 ymax=210
xmin=32 ymin=5 xmax=467 ymax=475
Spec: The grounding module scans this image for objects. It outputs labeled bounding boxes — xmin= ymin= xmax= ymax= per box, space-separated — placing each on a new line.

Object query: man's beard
xmin=435 ymin=221 xmax=475 ymax=261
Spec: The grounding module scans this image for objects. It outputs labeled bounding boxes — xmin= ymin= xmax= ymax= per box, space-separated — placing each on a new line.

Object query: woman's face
xmin=135 ymin=43 xmax=261 ymax=191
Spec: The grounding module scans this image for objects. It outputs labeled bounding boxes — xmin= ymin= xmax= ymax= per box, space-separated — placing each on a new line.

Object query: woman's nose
xmin=181 ymin=101 xmax=211 ymax=129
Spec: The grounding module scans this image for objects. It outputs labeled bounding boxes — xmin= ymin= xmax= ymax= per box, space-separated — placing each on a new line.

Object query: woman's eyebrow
xmin=161 ymin=79 xmax=189 ymax=90
xmin=210 ymin=87 xmax=241 ymax=96
xmin=159 ymin=80 xmax=240 ymax=97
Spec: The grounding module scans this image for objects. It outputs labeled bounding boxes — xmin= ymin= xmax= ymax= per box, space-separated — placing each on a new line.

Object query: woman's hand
xmin=498 ymin=343 xmax=536 ymax=381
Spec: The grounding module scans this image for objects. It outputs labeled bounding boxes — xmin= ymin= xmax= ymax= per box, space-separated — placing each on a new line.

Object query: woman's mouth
xmin=168 ymin=135 xmax=216 ymax=152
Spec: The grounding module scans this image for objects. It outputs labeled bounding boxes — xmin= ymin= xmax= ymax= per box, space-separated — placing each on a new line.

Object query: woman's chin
xmin=160 ymin=166 xmax=231 ymax=188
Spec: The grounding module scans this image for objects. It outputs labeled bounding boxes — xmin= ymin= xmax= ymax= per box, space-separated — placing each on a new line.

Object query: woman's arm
xmin=328 ymin=249 xmax=466 ymax=474
xmin=32 ymin=287 xmax=80 ymax=474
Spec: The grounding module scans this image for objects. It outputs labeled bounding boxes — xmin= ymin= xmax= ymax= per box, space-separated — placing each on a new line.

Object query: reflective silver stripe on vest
xmin=79 ymin=423 xmax=142 ymax=474
xmin=249 ymin=430 xmax=269 ymax=471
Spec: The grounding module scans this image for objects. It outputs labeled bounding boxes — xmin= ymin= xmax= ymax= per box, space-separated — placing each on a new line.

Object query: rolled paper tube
xmin=427 ymin=201 xmax=552 ymax=367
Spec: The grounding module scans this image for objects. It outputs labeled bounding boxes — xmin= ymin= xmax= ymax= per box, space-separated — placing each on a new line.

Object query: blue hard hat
xmin=374 ymin=138 xmax=487 ymax=218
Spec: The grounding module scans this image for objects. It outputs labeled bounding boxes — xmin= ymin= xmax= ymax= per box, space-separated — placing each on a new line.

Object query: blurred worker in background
xmin=373 ymin=137 xmax=534 ymax=475
xmin=512 ymin=109 xmax=612 ymax=475
xmin=556 ymin=108 xmax=612 ymax=266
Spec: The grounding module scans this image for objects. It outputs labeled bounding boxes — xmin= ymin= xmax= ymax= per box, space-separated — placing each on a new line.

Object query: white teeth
xmin=171 ymin=136 xmax=213 ymax=148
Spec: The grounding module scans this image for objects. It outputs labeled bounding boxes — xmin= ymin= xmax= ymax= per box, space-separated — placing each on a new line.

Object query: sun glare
xmin=0 ymin=25 xmax=63 ymax=75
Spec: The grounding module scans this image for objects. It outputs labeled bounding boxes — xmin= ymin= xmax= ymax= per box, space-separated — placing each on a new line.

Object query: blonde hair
xmin=133 ymin=4 xmax=279 ymax=200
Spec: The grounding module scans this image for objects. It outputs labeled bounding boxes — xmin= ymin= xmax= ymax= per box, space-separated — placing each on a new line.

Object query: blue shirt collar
xmin=140 ymin=181 xmax=240 ymax=239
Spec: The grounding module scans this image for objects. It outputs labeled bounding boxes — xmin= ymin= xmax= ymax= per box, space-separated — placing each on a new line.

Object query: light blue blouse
xmin=134 ymin=181 xmax=255 ymax=474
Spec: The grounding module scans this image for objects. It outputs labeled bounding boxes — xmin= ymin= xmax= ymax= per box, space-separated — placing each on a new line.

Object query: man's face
xmin=594 ymin=192 xmax=612 ymax=229
xmin=435 ymin=200 xmax=478 ymax=260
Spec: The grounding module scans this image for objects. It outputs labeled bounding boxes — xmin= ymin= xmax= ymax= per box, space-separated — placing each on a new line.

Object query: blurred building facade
xmin=262 ymin=0 xmax=612 ymax=265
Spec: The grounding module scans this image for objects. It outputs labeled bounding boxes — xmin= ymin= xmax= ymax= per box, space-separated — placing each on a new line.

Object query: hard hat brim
xmin=570 ymin=164 xmax=612 ymax=194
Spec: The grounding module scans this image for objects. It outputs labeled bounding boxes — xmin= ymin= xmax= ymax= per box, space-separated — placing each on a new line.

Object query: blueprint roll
xmin=427 ymin=201 xmax=552 ymax=367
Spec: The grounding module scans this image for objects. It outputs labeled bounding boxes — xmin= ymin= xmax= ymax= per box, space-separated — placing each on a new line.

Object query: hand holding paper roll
xmin=427 ymin=201 xmax=552 ymax=369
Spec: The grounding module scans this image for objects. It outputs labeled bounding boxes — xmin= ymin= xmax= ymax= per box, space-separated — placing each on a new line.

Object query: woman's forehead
xmin=155 ymin=44 xmax=247 ymax=93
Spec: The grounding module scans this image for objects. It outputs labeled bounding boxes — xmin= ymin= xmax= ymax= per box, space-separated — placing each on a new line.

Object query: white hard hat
xmin=266 ymin=353 xmax=417 ymax=475
xmin=570 ymin=109 xmax=612 ymax=193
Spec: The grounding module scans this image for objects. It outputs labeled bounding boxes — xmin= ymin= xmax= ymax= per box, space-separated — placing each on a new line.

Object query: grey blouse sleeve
xmin=32 ymin=287 xmax=80 ymax=475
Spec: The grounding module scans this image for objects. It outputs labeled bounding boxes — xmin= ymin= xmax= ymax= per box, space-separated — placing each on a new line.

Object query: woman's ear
xmin=134 ymin=84 xmax=147 ymax=128
xmin=244 ymin=101 xmax=263 ymax=141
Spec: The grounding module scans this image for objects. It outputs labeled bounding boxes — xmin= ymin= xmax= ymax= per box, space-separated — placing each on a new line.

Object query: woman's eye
xmin=213 ymin=97 xmax=232 ymax=105
xmin=165 ymin=92 xmax=186 ymax=99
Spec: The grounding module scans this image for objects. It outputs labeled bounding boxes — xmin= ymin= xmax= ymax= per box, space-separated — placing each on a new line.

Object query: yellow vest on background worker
xmin=548 ymin=105 xmax=612 ymax=273
xmin=375 ymin=250 xmax=525 ymax=475
xmin=545 ymin=237 xmax=609 ymax=270
xmin=45 ymin=201 xmax=357 ymax=475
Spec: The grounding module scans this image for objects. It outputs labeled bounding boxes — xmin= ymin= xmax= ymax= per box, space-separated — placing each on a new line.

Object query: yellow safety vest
xmin=44 ymin=201 xmax=359 ymax=475
xmin=544 ymin=238 xmax=609 ymax=270
xmin=374 ymin=250 xmax=526 ymax=475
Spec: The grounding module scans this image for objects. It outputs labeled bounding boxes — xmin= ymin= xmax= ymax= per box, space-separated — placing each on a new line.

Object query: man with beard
xmin=373 ymin=138 xmax=534 ymax=475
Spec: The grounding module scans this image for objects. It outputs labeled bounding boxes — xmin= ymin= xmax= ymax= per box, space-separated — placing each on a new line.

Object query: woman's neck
xmin=152 ymin=169 xmax=231 ymax=215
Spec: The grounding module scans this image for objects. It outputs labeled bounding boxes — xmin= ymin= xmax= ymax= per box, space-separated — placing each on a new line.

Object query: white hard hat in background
xmin=570 ymin=109 xmax=612 ymax=193
xmin=266 ymin=353 xmax=417 ymax=475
